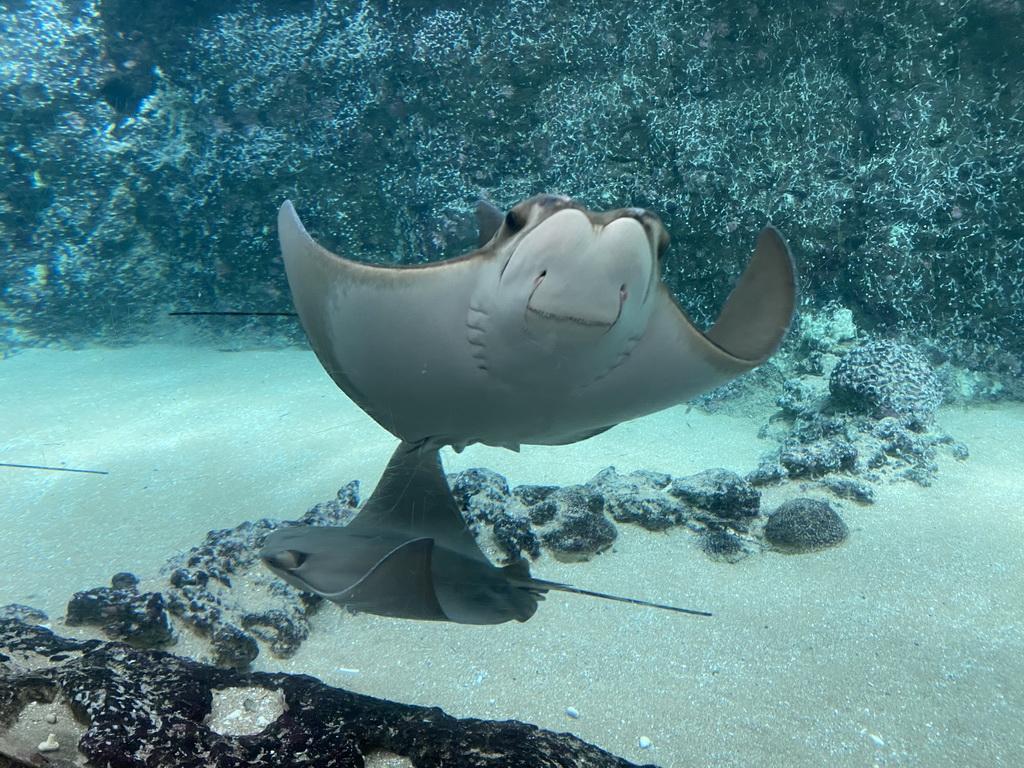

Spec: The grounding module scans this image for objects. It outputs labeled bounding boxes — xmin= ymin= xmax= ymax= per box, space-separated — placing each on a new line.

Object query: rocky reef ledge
xmin=0 ymin=619 xmax=657 ymax=768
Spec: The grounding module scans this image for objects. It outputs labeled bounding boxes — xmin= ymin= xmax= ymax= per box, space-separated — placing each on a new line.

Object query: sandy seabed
xmin=1 ymin=345 xmax=1022 ymax=767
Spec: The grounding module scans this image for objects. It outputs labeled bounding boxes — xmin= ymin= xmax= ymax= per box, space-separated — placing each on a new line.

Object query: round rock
xmin=764 ymin=498 xmax=848 ymax=553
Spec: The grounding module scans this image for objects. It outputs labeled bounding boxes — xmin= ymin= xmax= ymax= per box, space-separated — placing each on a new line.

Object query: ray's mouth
xmin=526 ymin=304 xmax=612 ymax=327
xmin=525 ymin=272 xmax=625 ymax=330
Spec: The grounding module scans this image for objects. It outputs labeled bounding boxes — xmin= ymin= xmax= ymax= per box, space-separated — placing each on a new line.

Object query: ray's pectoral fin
xmin=705 ymin=225 xmax=796 ymax=363
xmin=337 ymin=537 xmax=446 ymax=620
xmin=575 ymin=224 xmax=796 ymax=422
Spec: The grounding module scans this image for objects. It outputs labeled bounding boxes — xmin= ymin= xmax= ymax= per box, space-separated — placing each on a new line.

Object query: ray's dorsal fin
xmin=347 ymin=442 xmax=488 ymax=563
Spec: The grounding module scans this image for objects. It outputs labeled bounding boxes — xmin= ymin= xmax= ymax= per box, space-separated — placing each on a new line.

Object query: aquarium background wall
xmin=1 ymin=0 xmax=1022 ymax=388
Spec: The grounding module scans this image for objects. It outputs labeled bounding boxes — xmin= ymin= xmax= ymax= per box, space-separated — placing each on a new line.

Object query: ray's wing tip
xmin=278 ymin=200 xmax=317 ymax=260
xmin=278 ymin=199 xmax=300 ymax=227
xmin=701 ymin=222 xmax=797 ymax=364
xmin=759 ymin=223 xmax=797 ymax=279
xmin=762 ymin=239 xmax=797 ymax=362
xmin=755 ymin=222 xmax=798 ymax=320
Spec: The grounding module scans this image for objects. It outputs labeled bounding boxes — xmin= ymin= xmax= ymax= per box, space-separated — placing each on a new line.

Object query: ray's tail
xmin=523 ymin=573 xmax=713 ymax=617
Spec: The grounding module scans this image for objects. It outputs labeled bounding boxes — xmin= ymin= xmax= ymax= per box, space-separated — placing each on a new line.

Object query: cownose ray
xmin=261 ymin=194 xmax=796 ymax=624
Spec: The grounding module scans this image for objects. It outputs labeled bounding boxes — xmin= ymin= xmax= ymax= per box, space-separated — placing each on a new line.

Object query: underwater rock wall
xmin=1 ymin=0 xmax=1022 ymax=384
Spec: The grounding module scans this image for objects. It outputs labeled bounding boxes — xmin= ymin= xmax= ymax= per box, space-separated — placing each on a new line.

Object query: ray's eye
xmin=656 ymin=232 xmax=670 ymax=260
xmin=268 ymin=550 xmax=306 ymax=570
xmin=504 ymin=209 xmax=523 ymax=233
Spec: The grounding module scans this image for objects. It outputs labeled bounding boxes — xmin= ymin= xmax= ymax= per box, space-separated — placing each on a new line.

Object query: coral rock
xmin=514 ymin=485 xmax=617 ymax=562
xmin=65 ymin=574 xmax=173 ymax=649
xmin=829 ymin=341 xmax=943 ymax=421
xmin=589 ymin=467 xmax=682 ymax=532
xmin=764 ymin=498 xmax=849 ymax=553
xmin=668 ymin=469 xmax=760 ymax=524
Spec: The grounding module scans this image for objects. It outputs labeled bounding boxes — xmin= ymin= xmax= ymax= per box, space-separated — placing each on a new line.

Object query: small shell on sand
xmin=38 ymin=733 xmax=60 ymax=752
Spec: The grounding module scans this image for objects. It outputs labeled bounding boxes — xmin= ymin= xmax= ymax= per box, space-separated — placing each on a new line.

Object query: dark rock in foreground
xmin=65 ymin=574 xmax=173 ymax=649
xmin=0 ymin=619 xmax=657 ymax=768
xmin=516 ymin=484 xmax=618 ymax=562
xmin=668 ymin=469 xmax=761 ymax=526
xmin=0 ymin=604 xmax=47 ymax=625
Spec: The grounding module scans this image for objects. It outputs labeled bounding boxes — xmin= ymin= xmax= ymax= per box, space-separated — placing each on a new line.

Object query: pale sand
xmin=1 ymin=346 xmax=1021 ymax=767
